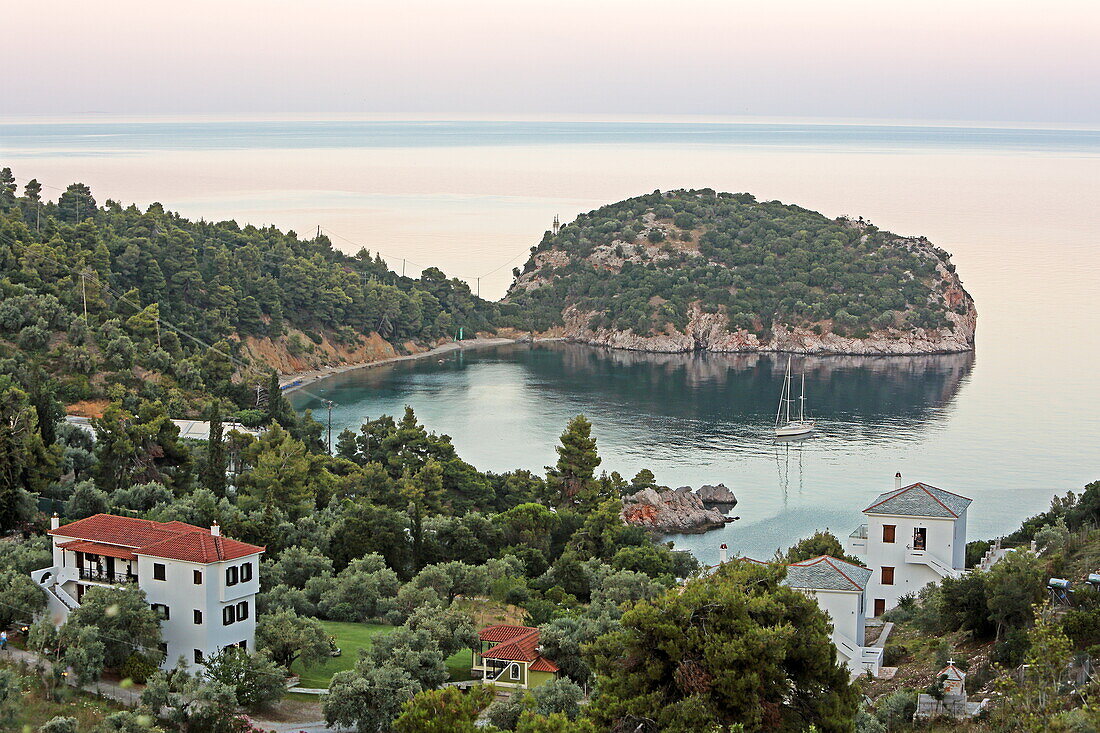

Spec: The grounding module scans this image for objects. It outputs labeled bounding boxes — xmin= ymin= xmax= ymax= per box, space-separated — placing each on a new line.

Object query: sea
xmin=3 ymin=117 xmax=1099 ymax=563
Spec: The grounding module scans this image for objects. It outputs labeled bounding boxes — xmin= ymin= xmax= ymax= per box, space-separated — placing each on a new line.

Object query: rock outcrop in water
xmin=697 ymin=483 xmax=737 ymax=504
xmin=621 ymin=486 xmax=733 ymax=534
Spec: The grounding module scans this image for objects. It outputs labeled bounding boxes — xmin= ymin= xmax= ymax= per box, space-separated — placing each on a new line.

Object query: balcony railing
xmin=849 ymin=524 xmax=868 ymax=540
xmin=79 ymin=568 xmax=138 ymax=584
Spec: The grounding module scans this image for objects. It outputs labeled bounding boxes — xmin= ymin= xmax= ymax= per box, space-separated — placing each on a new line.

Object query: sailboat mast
xmin=799 ymin=371 xmax=806 ymax=422
xmin=784 ymin=356 xmax=792 ymax=424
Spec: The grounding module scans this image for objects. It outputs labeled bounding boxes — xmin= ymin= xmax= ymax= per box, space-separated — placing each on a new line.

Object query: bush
xmin=119 ymin=652 xmax=159 ymax=684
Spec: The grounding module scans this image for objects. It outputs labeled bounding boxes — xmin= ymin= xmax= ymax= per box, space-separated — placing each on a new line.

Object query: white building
xmin=32 ymin=514 xmax=264 ymax=669
xmin=847 ymin=474 xmax=971 ymax=617
xmin=784 ymin=555 xmax=883 ymax=677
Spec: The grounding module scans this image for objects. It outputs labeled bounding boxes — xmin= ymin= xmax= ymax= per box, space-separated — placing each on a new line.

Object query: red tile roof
xmin=480 ymin=624 xmax=538 ymax=643
xmin=481 ymin=625 xmax=542 ymax=663
xmin=51 ymin=514 xmax=263 ymax=564
xmin=529 ymin=656 xmax=559 ymax=673
xmin=57 ymin=540 xmax=137 ymax=561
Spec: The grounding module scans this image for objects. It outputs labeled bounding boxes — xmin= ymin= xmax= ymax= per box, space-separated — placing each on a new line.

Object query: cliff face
xmin=238 ymin=329 xmax=398 ymax=375
xmin=560 ymin=299 xmax=976 ymax=355
xmin=507 ymin=191 xmax=977 ymax=356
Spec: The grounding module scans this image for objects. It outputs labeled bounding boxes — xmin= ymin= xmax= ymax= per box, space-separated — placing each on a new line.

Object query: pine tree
xmin=547 ymin=415 xmax=601 ymax=503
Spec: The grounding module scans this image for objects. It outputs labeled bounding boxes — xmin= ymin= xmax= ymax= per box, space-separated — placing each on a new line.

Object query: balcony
xmin=904 ymin=547 xmax=963 ymax=579
xmin=847 ymin=524 xmax=868 ymax=555
xmin=78 ymin=568 xmax=138 ymax=584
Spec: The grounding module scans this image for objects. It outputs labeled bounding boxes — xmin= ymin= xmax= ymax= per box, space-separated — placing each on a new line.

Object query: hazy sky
xmin=5 ymin=0 xmax=1098 ymax=124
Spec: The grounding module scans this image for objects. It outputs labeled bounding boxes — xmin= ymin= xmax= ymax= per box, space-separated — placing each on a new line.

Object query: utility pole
xmin=80 ymin=271 xmax=89 ymax=321
xmin=316 ymin=225 xmax=321 ymax=241
xmin=476 ymin=277 xmax=480 ymax=299
xmin=401 ymin=259 xmax=406 ymax=278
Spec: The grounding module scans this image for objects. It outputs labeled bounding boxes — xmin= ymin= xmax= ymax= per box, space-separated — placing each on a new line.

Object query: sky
xmin=3 ymin=0 xmax=1099 ymax=124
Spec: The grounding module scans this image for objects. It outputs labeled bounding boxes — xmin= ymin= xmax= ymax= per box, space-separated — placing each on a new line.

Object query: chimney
xmin=50 ymin=513 xmax=60 ymax=530
xmin=210 ymin=521 xmax=221 ymax=537
xmin=894 ymin=472 xmax=903 ymax=490
xmin=719 ymin=543 xmax=728 ymax=564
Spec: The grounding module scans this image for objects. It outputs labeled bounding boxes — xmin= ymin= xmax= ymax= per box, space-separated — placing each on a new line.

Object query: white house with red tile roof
xmin=846 ymin=474 xmax=971 ymax=616
xmin=31 ymin=513 xmax=264 ymax=670
xmin=472 ymin=624 xmax=559 ymax=689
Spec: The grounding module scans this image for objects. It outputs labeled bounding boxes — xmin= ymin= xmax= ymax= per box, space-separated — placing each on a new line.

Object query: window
xmin=240 ymin=563 xmax=253 ymax=583
xmin=222 ymin=605 xmax=236 ymax=626
xmin=158 ymin=643 xmax=168 ymax=656
xmin=882 ymin=524 xmax=896 ymax=543
xmin=194 ymin=649 xmax=204 ymax=664
xmin=153 ymin=563 xmax=166 ymax=581
xmin=235 ymin=601 xmax=249 ymax=621
xmin=873 ymin=598 xmax=886 ymax=617
xmin=151 ymin=604 xmax=170 ymax=620
xmin=509 ymin=664 xmax=521 ymax=681
xmin=194 ymin=610 xmax=203 ymax=625
xmin=193 ymin=570 xmax=203 ymax=585
xmin=238 ymin=640 xmax=247 ymax=651
xmin=225 ymin=566 xmax=239 ymax=586
xmin=881 ymin=566 xmax=895 ymax=585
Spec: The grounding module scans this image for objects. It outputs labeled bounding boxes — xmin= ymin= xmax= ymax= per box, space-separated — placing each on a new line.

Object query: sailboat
xmin=774 ymin=356 xmax=816 ymax=437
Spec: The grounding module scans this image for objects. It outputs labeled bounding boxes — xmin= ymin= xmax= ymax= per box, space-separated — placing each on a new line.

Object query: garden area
xmin=290 ymin=621 xmax=473 ymax=690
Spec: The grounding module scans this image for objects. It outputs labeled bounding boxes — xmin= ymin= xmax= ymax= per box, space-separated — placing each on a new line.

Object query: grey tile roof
xmin=784 ymin=555 xmax=873 ymax=592
xmin=863 ymin=482 xmax=972 ymax=518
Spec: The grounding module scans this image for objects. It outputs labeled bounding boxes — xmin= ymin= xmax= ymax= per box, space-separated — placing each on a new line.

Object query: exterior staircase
xmin=904 ymin=546 xmax=964 ymax=579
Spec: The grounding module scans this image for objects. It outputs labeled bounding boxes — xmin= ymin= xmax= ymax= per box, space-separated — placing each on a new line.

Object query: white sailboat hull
xmin=774 ymin=420 xmax=816 ymax=437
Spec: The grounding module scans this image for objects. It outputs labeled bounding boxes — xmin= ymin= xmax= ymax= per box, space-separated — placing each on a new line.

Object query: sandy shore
xmin=279 ymin=337 xmax=560 ymax=395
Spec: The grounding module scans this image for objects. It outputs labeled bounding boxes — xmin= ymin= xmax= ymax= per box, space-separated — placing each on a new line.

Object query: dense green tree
xmin=201 ymin=647 xmax=285 ymax=708
xmin=546 ymin=415 xmax=601 ymax=503
xmin=585 ymin=559 xmax=858 ymax=732
xmin=986 ymin=549 xmax=1047 ymax=639
xmin=0 ymin=375 xmax=54 ymax=530
xmin=67 ymin=585 xmax=162 ymax=669
xmin=0 ymin=668 xmax=20 ymax=729
xmin=324 ymin=664 xmax=420 ymax=733
xmin=202 ymin=401 xmax=228 ymax=496
xmin=255 ymin=608 xmax=331 ymax=672
xmin=393 ymin=685 xmax=493 ymax=733
xmin=0 ymin=567 xmax=47 ymax=629
xmin=782 ymin=530 xmax=864 ymax=566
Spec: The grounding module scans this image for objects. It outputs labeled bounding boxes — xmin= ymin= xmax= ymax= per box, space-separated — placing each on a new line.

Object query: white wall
xmin=136 ymin=553 xmax=261 ymax=669
xmin=863 ymin=514 xmax=959 ymax=615
xmin=801 ymin=587 xmax=867 ymax=670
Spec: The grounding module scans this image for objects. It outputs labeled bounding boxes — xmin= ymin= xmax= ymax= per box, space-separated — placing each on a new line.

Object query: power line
xmin=0 ymin=229 xmax=337 ymax=409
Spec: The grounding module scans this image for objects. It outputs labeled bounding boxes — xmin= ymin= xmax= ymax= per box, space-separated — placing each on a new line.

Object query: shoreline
xmin=279 ymin=337 xmax=561 ymax=395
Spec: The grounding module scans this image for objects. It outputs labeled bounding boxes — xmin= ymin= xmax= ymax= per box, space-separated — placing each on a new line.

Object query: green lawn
xmin=291 ymin=621 xmax=473 ymax=689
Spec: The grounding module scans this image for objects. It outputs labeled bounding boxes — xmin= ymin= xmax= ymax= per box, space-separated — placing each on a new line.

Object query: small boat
xmin=774 ymin=356 xmax=816 ymax=437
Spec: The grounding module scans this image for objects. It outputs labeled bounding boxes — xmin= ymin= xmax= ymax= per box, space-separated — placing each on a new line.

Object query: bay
xmin=4 ymin=117 xmax=1099 ymax=564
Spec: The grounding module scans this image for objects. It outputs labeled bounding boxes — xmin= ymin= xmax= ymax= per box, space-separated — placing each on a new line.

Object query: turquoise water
xmin=4 ymin=118 xmax=1099 ymax=563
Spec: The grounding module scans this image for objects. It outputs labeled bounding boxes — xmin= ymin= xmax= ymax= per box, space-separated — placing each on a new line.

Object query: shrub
xmin=119 ymin=652 xmax=159 ymax=684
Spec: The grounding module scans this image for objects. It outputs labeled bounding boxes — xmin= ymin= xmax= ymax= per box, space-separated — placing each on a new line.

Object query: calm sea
xmin=4 ymin=118 xmax=1099 ymax=562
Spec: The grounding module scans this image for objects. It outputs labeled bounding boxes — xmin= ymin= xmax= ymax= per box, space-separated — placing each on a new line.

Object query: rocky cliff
xmin=621 ymin=486 xmax=735 ymax=534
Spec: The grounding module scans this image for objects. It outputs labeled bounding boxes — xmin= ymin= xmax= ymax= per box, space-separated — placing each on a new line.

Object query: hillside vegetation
xmin=0 ymin=169 xmax=498 ymax=415
xmin=504 ymin=189 xmax=975 ymax=352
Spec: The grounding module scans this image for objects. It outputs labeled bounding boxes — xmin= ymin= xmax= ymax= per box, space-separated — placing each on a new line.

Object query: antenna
xmin=322 ymin=399 xmax=335 ymax=454
xmin=552 ymin=214 xmax=560 ymax=235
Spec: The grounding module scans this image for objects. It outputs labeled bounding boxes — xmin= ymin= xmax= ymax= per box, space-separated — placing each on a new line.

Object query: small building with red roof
xmin=31 ymin=513 xmax=264 ymax=670
xmin=473 ymin=624 xmax=559 ymax=689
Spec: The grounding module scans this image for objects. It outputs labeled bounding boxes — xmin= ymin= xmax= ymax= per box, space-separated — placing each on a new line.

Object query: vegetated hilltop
xmin=0 ymin=170 xmax=498 ymax=415
xmin=504 ymin=189 xmax=976 ymax=355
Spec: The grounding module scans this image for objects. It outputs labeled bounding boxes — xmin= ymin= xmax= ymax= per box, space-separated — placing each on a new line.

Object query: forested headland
xmin=503 ymin=189 xmax=977 ymax=355
xmin=0 ymin=168 xmax=499 ymax=422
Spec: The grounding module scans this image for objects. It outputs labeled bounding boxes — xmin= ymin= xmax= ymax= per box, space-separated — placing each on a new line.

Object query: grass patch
xmin=0 ymin=660 xmax=125 ymax=730
xmin=291 ymin=621 xmax=474 ymax=688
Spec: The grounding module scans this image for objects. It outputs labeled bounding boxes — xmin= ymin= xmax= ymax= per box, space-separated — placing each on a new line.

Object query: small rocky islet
xmin=621 ymin=483 xmax=738 ymax=534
